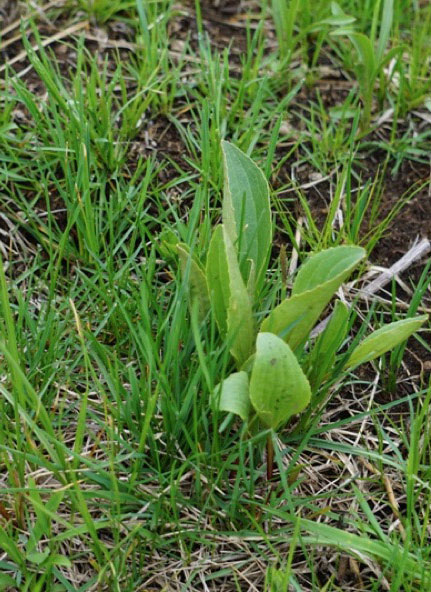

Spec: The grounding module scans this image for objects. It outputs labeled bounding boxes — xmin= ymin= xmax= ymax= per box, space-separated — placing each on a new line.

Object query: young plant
xmin=270 ymin=0 xmax=356 ymax=81
xmin=330 ymin=0 xmax=402 ymax=132
xmin=77 ymin=0 xmax=134 ymax=23
xmin=176 ymin=141 xmax=427 ymax=476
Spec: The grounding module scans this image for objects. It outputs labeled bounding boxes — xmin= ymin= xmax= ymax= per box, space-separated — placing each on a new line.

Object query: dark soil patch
xmin=370 ymin=161 xmax=431 ymax=267
xmin=298 ymin=157 xmax=431 ymax=265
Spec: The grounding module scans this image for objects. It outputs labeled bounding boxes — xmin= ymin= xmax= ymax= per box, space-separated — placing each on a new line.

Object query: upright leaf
xmin=177 ymin=243 xmax=210 ymax=321
xmin=206 ymin=225 xmax=255 ymax=366
xmin=306 ymin=300 xmax=349 ymax=392
xmin=206 ymin=226 xmax=230 ymax=335
xmin=376 ymin=0 xmax=394 ymax=63
xmin=262 ymin=246 xmax=365 ymax=350
xmin=213 ymin=371 xmax=250 ymax=421
xmin=0 ymin=575 xmax=18 ymax=590
xmin=331 ymin=30 xmax=376 ymax=76
xmin=345 ymin=315 xmax=427 ymax=369
xmin=221 ymin=140 xmax=272 ymax=293
xmin=249 ymin=333 xmax=311 ymax=429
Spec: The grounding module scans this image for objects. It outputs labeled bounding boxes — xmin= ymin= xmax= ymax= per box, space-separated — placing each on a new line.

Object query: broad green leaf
xmin=206 ymin=225 xmax=255 ymax=366
xmin=316 ymin=3 xmax=356 ymax=28
xmin=307 ymin=300 xmax=349 ymax=392
xmin=330 ymin=1 xmax=347 ymax=15
xmin=345 ymin=315 xmax=427 ymax=369
xmin=158 ymin=228 xmax=180 ymax=259
xmin=331 ymin=31 xmax=376 ymax=90
xmin=246 ymin=258 xmax=256 ymax=299
xmin=206 ymin=226 xmax=229 ymax=335
xmin=0 ymin=575 xmax=17 ymax=591
xmin=221 ymin=140 xmax=272 ymax=293
xmin=348 ymin=32 xmax=376 ymax=71
xmin=27 ymin=550 xmax=50 ymax=564
xmin=262 ymin=246 xmax=365 ymax=350
xmin=330 ymin=30 xmax=375 ymax=66
xmin=177 ymin=243 xmax=210 ymax=320
xmin=50 ymin=554 xmax=72 ymax=568
xmin=318 ymin=15 xmax=356 ymax=26
xmin=249 ymin=333 xmax=311 ymax=429
xmin=214 ymin=371 xmax=250 ymax=421
xmin=224 ymin=228 xmax=256 ymax=366
xmin=292 ymin=246 xmax=365 ymax=295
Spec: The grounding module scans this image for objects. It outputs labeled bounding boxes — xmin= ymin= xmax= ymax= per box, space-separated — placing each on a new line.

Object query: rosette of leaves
xmin=176 ymin=141 xmax=427 ymax=437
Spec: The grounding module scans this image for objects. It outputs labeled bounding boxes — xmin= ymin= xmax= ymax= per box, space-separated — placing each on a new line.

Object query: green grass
xmin=0 ymin=0 xmax=430 ymax=590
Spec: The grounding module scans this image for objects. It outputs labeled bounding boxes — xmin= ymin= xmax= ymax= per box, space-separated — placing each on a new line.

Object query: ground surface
xmin=1 ymin=1 xmax=431 ymax=591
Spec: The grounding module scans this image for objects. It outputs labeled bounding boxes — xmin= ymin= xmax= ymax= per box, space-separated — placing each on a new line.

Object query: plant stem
xmin=266 ymin=434 xmax=274 ymax=481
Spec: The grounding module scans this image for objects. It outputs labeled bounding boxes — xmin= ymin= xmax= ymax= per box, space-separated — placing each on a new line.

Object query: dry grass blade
xmin=0 ymin=20 xmax=89 ymax=75
xmin=0 ymin=0 xmax=67 ymax=37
